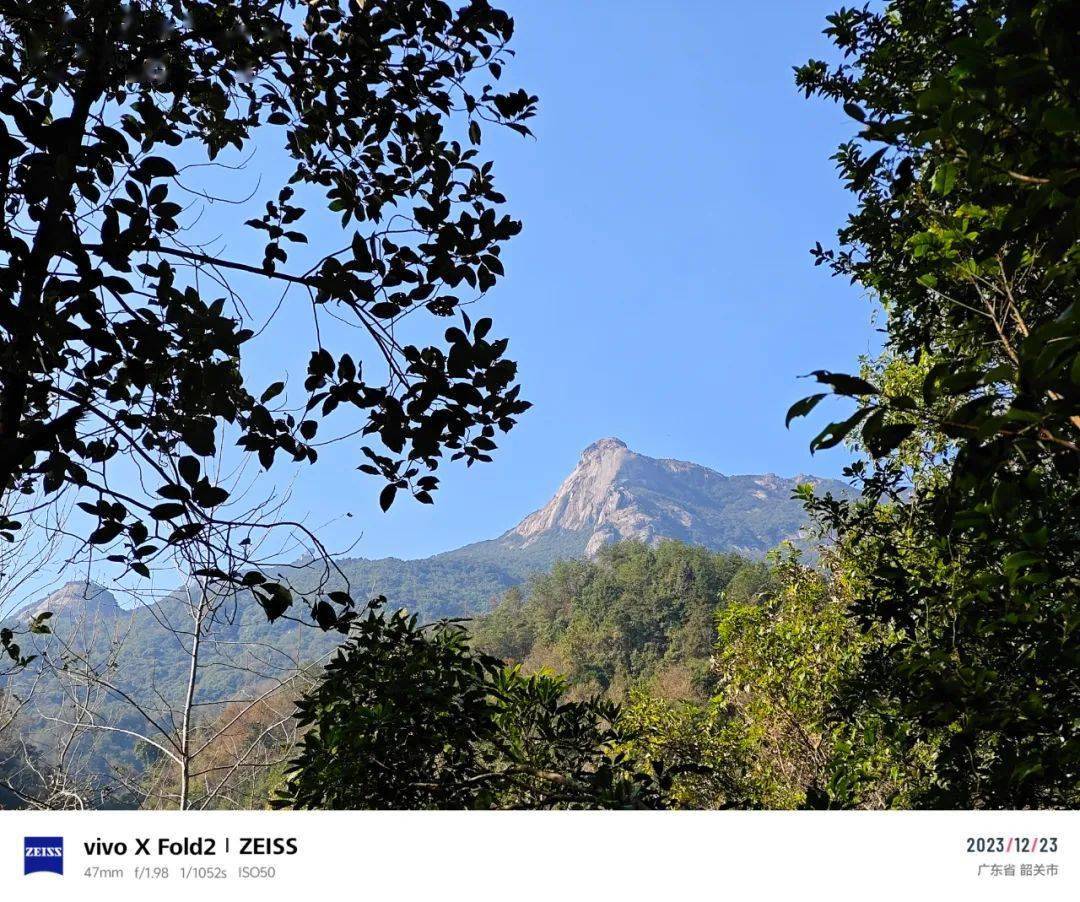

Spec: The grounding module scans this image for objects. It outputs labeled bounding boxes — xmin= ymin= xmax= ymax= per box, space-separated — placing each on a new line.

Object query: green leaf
xmin=843 ymin=102 xmax=866 ymax=122
xmin=932 ymin=161 xmax=957 ymax=196
xmin=805 ymin=370 xmax=880 ymax=396
xmin=809 ymin=407 xmax=873 ymax=453
xmin=785 ymin=393 xmax=827 ymax=428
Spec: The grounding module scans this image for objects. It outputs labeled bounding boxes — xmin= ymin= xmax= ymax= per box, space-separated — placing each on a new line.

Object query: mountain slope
xmin=4 ymin=439 xmax=849 ymax=799
xmin=491 ymin=437 xmax=844 ymax=558
xmin=315 ymin=438 xmax=848 ymax=618
xmin=12 ymin=439 xmax=847 ymax=627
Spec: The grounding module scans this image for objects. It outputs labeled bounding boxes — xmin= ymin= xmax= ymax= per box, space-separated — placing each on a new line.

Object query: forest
xmin=0 ymin=0 xmax=1077 ymax=811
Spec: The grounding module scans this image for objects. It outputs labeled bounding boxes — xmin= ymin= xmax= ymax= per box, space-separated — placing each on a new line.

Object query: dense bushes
xmin=474 ymin=541 xmax=762 ymax=701
xmin=276 ymin=599 xmax=668 ymax=810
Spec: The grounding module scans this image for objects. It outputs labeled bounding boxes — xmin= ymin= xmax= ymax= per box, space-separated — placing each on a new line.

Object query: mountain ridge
xmin=14 ymin=438 xmax=850 ymax=622
xmin=496 ymin=436 xmax=841 ymax=557
xmin=3 ymin=438 xmax=850 ymax=792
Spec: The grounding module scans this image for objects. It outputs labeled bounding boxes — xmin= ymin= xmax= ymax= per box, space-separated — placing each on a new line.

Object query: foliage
xmin=619 ymin=692 xmax=741 ymax=809
xmin=714 ymin=552 xmax=936 ymax=808
xmin=473 ymin=540 xmax=757 ymax=701
xmin=791 ymin=0 xmax=1080 ymax=807
xmin=0 ymin=0 xmax=535 ymax=625
xmin=139 ymin=684 xmax=302 ymax=810
xmin=622 ymin=553 xmax=931 ymax=810
xmin=275 ymin=599 xmax=667 ymax=809
xmin=0 ymin=606 xmax=52 ymax=671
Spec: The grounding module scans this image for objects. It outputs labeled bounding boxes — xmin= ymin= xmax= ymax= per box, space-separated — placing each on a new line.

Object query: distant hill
xmin=2 ymin=439 xmax=849 ymax=801
xmin=9 ymin=437 xmax=849 ymax=650
xmin=325 ymin=437 xmax=849 ymax=617
xmin=14 ymin=581 xmax=120 ymax=623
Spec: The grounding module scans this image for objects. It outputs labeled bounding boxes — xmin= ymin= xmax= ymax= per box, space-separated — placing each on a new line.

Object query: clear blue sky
xmin=265 ymin=1 xmax=874 ymax=561
xmin=253 ymin=1 xmax=879 ymax=561
xmin=35 ymin=2 xmax=878 ymax=599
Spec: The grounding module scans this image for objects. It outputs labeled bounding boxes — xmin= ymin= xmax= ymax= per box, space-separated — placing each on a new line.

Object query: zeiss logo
xmin=24 ymin=836 xmax=63 ymax=875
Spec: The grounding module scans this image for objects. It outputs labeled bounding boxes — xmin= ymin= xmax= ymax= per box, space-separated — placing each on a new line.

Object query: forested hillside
xmin=1 ymin=0 xmax=1075 ymax=815
xmin=473 ymin=541 xmax=772 ymax=700
xmin=0 ymin=442 xmax=832 ymax=805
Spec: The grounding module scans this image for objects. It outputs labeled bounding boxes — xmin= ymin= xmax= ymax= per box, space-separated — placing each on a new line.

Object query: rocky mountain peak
xmin=16 ymin=581 xmax=119 ymax=623
xmin=501 ymin=438 xmax=848 ymax=559
xmin=509 ymin=437 xmax=637 ymax=548
xmin=580 ymin=436 xmax=629 ymax=458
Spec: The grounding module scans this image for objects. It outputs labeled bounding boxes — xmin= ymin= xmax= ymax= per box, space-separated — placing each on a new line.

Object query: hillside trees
xmin=472 ymin=544 xmax=923 ymax=809
xmin=0 ymin=0 xmax=535 ymax=631
xmin=276 ymin=598 xmax=668 ymax=809
xmin=708 ymin=552 xmax=936 ymax=809
xmin=473 ymin=541 xmax=752 ymax=701
xmin=29 ymin=576 xmax=323 ymax=809
xmin=138 ymin=681 xmax=305 ymax=810
xmin=790 ymin=0 xmax=1080 ymax=806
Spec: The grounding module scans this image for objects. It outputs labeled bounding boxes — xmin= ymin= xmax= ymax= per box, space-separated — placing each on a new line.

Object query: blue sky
xmin=29 ymin=2 xmax=879 ymax=601
xmin=276 ymin=1 xmax=877 ymax=560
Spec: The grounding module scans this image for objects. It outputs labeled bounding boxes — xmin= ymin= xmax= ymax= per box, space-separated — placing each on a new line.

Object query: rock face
xmin=11 ymin=439 xmax=851 ymax=629
xmin=500 ymin=437 xmax=844 ymax=558
xmin=510 ymin=438 xmax=636 ymax=554
xmin=16 ymin=580 xmax=119 ymax=622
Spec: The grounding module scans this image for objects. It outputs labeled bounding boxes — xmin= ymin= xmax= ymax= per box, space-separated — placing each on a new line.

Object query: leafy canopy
xmin=473 ymin=540 xmax=759 ymax=701
xmin=0 ymin=0 xmax=535 ymax=633
xmin=791 ymin=0 xmax=1080 ymax=807
xmin=276 ymin=599 xmax=668 ymax=810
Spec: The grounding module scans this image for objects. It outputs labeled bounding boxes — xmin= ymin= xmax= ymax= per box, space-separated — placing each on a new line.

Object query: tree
xmin=0 ymin=0 xmax=536 ymax=628
xmin=138 ymin=682 xmax=307 ymax=810
xmin=714 ymin=551 xmax=937 ymax=809
xmin=619 ymin=551 xmax=932 ymax=811
xmin=276 ymin=599 xmax=668 ymax=809
xmin=790 ymin=0 xmax=1080 ymax=807
xmin=24 ymin=573 xmax=324 ymax=809
xmin=1 ymin=648 xmax=112 ymax=809
xmin=473 ymin=540 xmax=749 ymax=702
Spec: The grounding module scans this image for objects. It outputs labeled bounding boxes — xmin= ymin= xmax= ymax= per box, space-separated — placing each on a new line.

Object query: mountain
xmin=11 ymin=438 xmax=843 ymax=627
xmin=349 ymin=437 xmax=849 ymax=615
xmin=3 ymin=438 xmax=849 ymax=801
xmin=6 ymin=436 xmax=851 ymax=669
xmin=14 ymin=581 xmax=121 ymax=623
xmin=11 ymin=439 xmax=847 ymax=626
xmin=477 ymin=437 xmax=842 ymax=559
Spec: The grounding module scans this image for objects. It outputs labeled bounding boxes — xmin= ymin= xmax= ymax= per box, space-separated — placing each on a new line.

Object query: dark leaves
xmin=786 ymin=393 xmax=827 ymax=427
xmin=804 ymin=370 xmax=880 ymax=397
xmin=149 ymin=503 xmax=185 ymax=521
xmin=178 ymin=456 xmax=200 ymax=487
xmin=0 ymin=0 xmax=533 ymax=623
xmin=88 ymin=521 xmax=124 ymax=545
xmin=809 ymin=406 xmax=873 ymax=453
xmin=255 ymin=583 xmax=293 ymax=623
xmin=261 ymin=382 xmax=285 ymax=403
xmin=134 ymin=156 xmax=178 ymax=181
